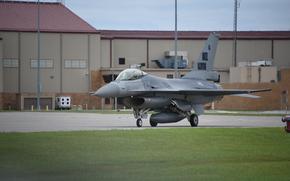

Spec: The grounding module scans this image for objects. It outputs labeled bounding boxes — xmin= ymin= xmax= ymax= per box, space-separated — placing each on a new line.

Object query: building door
xmin=23 ymin=98 xmax=52 ymax=110
xmin=24 ymin=98 xmax=37 ymax=110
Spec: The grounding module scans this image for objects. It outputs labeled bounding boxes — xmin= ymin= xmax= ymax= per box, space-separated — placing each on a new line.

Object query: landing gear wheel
xmin=136 ymin=118 xmax=143 ymax=127
xmin=189 ymin=114 xmax=199 ymax=127
xmin=150 ymin=120 xmax=158 ymax=127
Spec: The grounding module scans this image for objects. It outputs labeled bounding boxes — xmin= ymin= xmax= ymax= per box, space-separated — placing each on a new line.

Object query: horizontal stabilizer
xmin=230 ymin=94 xmax=260 ymax=99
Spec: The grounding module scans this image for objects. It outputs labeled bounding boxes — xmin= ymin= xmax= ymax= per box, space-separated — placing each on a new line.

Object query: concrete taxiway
xmin=0 ymin=112 xmax=284 ymax=132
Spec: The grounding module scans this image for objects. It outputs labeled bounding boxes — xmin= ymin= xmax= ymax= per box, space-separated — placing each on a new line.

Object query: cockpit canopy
xmin=116 ymin=68 xmax=147 ymax=81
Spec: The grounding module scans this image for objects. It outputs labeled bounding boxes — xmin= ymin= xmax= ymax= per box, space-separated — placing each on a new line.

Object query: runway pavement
xmin=0 ymin=112 xmax=285 ymax=132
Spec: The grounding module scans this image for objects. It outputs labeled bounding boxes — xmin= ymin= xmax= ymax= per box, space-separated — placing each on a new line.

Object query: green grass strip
xmin=0 ymin=128 xmax=290 ymax=181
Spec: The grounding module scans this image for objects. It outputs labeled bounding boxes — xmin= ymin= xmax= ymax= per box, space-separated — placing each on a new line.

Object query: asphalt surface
xmin=0 ymin=112 xmax=285 ymax=132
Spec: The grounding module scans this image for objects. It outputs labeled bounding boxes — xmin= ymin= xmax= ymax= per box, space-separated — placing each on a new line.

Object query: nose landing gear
xmin=136 ymin=118 xmax=143 ymax=127
xmin=133 ymin=108 xmax=150 ymax=128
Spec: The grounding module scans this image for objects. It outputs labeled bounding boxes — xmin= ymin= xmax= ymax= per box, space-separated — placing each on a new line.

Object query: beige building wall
xmin=3 ymin=67 xmax=19 ymax=92
xmin=260 ymin=67 xmax=277 ymax=82
xmin=219 ymin=72 xmax=229 ymax=83
xmin=89 ymin=34 xmax=101 ymax=91
xmin=230 ymin=67 xmax=259 ymax=83
xmin=148 ymin=40 xmax=204 ymax=68
xmin=230 ymin=66 xmax=277 ymax=83
xmin=1 ymin=32 xmax=101 ymax=94
xmin=215 ymin=40 xmax=233 ymax=70
xmin=112 ymin=39 xmax=147 ymax=68
xmin=177 ymin=40 xmax=204 ymax=68
xmin=148 ymin=40 xmax=174 ymax=68
xmin=1 ymin=32 xmax=19 ymax=92
xmin=100 ymin=39 xmax=110 ymax=68
xmin=148 ymin=39 xmax=232 ymax=70
xmin=62 ymin=33 xmax=90 ymax=93
xmin=229 ymin=67 xmax=240 ymax=83
xmin=1 ymin=32 xmax=19 ymax=58
xmin=0 ymin=39 xmax=3 ymax=92
xmin=89 ymin=34 xmax=101 ymax=70
xmin=274 ymin=40 xmax=290 ymax=68
xmin=237 ymin=40 xmax=272 ymax=63
xmin=245 ymin=67 xmax=259 ymax=83
xmin=20 ymin=32 xmax=61 ymax=93
xmin=37 ymin=33 xmax=61 ymax=93
xmin=20 ymin=32 xmax=38 ymax=93
xmin=102 ymin=38 xmax=290 ymax=74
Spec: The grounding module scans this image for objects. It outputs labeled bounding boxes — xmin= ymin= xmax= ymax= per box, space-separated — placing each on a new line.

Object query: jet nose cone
xmin=94 ymin=83 xmax=120 ymax=97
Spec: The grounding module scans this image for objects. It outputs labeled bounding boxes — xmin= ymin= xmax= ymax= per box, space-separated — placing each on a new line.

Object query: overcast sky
xmin=65 ymin=0 xmax=288 ymax=31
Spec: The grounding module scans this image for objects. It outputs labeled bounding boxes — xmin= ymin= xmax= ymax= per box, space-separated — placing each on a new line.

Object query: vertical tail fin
xmin=194 ymin=32 xmax=219 ymax=71
xmin=182 ymin=32 xmax=220 ymax=81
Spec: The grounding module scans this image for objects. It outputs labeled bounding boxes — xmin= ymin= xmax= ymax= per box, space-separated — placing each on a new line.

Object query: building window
xmin=3 ymin=59 xmax=19 ymax=68
xmin=198 ymin=62 xmax=207 ymax=70
xmin=167 ymin=74 xmax=173 ymax=79
xmin=105 ymin=98 xmax=110 ymax=104
xmin=119 ymin=58 xmax=125 ymax=65
xmin=102 ymin=74 xmax=118 ymax=83
xmin=64 ymin=60 xmax=87 ymax=69
xmin=202 ymin=52 xmax=208 ymax=61
xmin=31 ymin=59 xmax=53 ymax=68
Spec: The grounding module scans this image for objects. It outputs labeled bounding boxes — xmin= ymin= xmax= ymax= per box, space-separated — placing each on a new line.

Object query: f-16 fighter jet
xmin=93 ymin=33 xmax=270 ymax=127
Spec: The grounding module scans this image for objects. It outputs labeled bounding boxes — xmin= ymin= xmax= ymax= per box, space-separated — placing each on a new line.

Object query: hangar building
xmin=0 ymin=1 xmax=290 ymax=110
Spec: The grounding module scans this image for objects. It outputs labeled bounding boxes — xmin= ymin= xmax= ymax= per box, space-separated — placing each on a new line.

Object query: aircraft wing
xmin=129 ymin=88 xmax=271 ymax=97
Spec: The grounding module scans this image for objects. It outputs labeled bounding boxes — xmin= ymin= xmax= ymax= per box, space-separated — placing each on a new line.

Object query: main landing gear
xmin=188 ymin=113 xmax=199 ymax=127
xmin=138 ymin=113 xmax=198 ymax=127
xmin=134 ymin=108 xmax=199 ymax=128
xmin=134 ymin=108 xmax=158 ymax=127
xmin=149 ymin=119 xmax=158 ymax=127
xmin=137 ymin=118 xmax=158 ymax=127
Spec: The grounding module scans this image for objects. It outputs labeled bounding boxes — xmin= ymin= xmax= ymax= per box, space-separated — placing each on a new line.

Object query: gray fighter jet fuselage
xmin=93 ymin=33 xmax=270 ymax=127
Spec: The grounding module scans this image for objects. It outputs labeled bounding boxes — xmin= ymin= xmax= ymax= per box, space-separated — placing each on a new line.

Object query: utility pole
xmin=174 ymin=0 xmax=178 ymax=78
xmin=37 ymin=0 xmax=41 ymax=111
xmin=232 ymin=0 xmax=238 ymax=67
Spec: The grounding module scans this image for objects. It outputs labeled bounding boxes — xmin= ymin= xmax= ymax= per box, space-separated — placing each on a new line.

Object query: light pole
xmin=174 ymin=0 xmax=178 ymax=78
xmin=232 ymin=0 xmax=238 ymax=67
xmin=37 ymin=0 xmax=41 ymax=111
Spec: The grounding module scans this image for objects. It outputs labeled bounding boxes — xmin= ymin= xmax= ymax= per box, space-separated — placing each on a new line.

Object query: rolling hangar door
xmin=23 ymin=98 xmax=53 ymax=110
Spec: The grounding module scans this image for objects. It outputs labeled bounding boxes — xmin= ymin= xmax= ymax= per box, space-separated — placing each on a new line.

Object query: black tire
xmin=150 ymin=120 xmax=158 ymax=127
xmin=189 ymin=114 xmax=199 ymax=127
xmin=136 ymin=118 xmax=143 ymax=127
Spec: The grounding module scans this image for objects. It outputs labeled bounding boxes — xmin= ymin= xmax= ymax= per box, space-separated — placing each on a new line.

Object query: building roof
xmin=100 ymin=30 xmax=290 ymax=40
xmin=1 ymin=1 xmax=289 ymax=39
xmin=0 ymin=1 xmax=98 ymax=33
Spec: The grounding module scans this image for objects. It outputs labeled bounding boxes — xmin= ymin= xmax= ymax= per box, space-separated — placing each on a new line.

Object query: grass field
xmin=0 ymin=128 xmax=290 ymax=181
